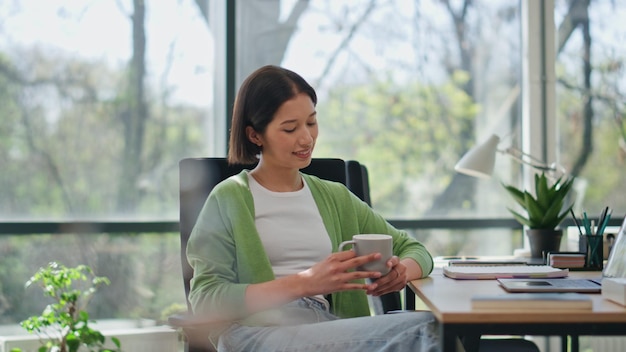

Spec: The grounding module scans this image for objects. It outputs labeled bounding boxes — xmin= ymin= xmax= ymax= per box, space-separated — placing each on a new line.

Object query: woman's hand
xmin=246 ymin=250 xmax=387 ymax=314
xmin=367 ymin=256 xmax=409 ymax=296
xmin=297 ymin=250 xmax=384 ymax=297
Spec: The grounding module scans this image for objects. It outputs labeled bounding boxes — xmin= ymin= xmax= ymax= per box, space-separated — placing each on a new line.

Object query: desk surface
xmin=409 ymin=268 xmax=626 ymax=324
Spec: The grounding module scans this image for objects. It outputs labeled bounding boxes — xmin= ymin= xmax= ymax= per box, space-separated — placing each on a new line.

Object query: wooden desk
xmin=409 ymin=268 xmax=626 ymax=352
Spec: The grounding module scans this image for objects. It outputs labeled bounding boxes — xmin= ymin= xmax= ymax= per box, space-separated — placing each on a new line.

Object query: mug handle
xmin=338 ymin=240 xmax=356 ymax=252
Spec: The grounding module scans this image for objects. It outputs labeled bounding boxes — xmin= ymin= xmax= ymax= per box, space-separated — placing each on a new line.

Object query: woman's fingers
xmin=300 ymin=251 xmax=387 ymax=296
xmin=368 ymin=263 xmax=408 ymax=296
xmin=335 ymin=252 xmax=384 ymax=282
xmin=302 ymin=250 xmax=421 ymax=297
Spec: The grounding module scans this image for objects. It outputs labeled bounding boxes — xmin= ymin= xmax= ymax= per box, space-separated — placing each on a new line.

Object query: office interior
xmin=0 ymin=1 xmax=624 ymax=351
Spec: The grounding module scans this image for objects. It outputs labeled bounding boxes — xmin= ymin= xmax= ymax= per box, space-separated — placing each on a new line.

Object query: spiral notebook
xmin=443 ymin=264 xmax=569 ymax=280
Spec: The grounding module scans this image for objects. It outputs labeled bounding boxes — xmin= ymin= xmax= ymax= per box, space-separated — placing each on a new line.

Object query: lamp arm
xmin=500 ymin=147 xmax=556 ymax=172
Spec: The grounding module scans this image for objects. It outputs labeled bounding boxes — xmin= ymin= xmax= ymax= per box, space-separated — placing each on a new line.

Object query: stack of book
xmin=548 ymin=253 xmax=586 ymax=268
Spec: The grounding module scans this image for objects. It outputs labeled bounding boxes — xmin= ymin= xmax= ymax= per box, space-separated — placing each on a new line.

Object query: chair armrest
xmin=168 ymin=313 xmax=224 ymax=352
xmin=167 ymin=312 xmax=226 ymax=329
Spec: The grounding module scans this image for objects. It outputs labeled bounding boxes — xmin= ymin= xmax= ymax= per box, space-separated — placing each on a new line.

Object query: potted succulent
xmin=502 ymin=172 xmax=575 ymax=258
xmin=17 ymin=262 xmax=122 ymax=352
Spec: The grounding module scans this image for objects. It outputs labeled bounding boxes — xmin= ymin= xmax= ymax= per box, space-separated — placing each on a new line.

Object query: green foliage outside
xmin=556 ymin=58 xmax=626 ymax=210
xmin=316 ymin=70 xmax=479 ymax=217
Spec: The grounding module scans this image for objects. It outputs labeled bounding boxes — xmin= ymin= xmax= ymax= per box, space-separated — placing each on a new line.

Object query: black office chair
xmin=170 ymin=157 xmax=402 ymax=352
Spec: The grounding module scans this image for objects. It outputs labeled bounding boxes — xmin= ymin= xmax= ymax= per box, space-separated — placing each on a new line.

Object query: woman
xmin=187 ymin=65 xmax=438 ymax=351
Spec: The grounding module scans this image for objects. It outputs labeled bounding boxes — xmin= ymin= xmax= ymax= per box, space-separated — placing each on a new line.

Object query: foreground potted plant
xmin=502 ymin=172 xmax=575 ymax=258
xmin=18 ymin=262 xmax=122 ymax=352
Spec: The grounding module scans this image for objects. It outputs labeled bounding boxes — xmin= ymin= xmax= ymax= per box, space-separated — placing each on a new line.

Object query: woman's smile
xmin=294 ymin=148 xmax=313 ymax=159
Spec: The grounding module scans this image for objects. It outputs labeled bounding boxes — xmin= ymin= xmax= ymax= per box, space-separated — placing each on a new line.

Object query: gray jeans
xmin=217 ymin=297 xmax=440 ymax=352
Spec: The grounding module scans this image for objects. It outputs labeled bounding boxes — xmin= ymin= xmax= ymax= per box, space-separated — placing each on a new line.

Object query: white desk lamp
xmin=454 ymin=134 xmax=562 ymax=178
xmin=455 ymin=134 xmax=572 ymax=260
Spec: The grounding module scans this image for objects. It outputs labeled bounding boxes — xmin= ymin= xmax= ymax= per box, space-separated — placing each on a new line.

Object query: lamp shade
xmin=454 ymin=134 xmax=500 ymax=179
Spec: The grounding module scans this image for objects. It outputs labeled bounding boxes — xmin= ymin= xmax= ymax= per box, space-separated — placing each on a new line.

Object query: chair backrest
xmin=346 ymin=160 xmax=371 ymax=206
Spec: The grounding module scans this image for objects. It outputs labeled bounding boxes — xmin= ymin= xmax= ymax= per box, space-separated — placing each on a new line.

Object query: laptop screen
xmin=603 ymin=214 xmax=626 ymax=278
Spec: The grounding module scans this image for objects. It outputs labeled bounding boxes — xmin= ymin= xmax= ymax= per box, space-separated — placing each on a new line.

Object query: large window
xmin=2 ymin=0 xmax=622 ymax=328
xmin=555 ymin=0 xmax=626 ymax=217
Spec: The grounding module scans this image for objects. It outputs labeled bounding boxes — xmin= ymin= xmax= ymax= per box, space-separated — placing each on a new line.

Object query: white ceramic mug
xmin=338 ymin=234 xmax=393 ymax=275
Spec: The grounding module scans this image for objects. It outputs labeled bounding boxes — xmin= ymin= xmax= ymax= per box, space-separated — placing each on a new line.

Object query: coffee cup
xmin=338 ymin=234 xmax=393 ymax=275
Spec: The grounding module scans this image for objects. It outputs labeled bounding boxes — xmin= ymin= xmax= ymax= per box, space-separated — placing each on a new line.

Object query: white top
xmin=247 ymin=172 xmax=332 ymax=279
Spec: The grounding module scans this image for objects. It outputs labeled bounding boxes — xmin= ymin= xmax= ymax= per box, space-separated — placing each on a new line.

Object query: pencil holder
xmin=585 ymin=234 xmax=603 ymax=270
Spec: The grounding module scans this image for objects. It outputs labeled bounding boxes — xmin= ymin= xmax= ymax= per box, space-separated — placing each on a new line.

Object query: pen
xmin=597 ymin=206 xmax=608 ymax=234
xmin=598 ymin=208 xmax=612 ymax=237
xmin=570 ymin=209 xmax=584 ymax=237
xmin=583 ymin=211 xmax=592 ymax=236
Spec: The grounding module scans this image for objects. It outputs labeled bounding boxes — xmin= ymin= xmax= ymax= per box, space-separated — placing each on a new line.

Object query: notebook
xmin=442 ymin=265 xmax=569 ymax=280
xmin=497 ymin=278 xmax=602 ymax=293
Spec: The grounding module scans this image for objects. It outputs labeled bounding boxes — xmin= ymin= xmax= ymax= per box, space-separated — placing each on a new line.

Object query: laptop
xmin=603 ymin=213 xmax=626 ymax=278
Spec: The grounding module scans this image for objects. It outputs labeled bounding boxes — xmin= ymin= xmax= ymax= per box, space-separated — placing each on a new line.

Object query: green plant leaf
xmin=501 ymin=172 xmax=575 ymax=229
xmin=535 ymin=173 xmax=550 ymax=210
xmin=523 ymin=191 xmax=545 ymax=226
xmin=506 ymin=207 xmax=532 ymax=227
xmin=111 ymin=336 xmax=121 ymax=348
xmin=501 ymin=183 xmax=526 ymax=208
xmin=554 ymin=203 xmax=575 ymax=228
xmin=67 ymin=333 xmax=80 ymax=352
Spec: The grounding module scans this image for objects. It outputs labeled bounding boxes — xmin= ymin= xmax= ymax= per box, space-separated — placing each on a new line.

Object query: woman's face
xmin=248 ymin=92 xmax=318 ymax=170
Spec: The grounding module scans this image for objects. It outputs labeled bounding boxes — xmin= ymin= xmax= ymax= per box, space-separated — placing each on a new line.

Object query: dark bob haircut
xmin=227 ymin=65 xmax=317 ymax=164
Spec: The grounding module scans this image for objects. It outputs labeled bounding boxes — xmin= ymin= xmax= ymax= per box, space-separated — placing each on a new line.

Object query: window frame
xmin=2 ymin=0 xmax=599 ymax=241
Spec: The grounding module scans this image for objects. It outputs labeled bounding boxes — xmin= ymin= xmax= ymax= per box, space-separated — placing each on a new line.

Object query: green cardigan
xmin=187 ymin=171 xmax=433 ymax=326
